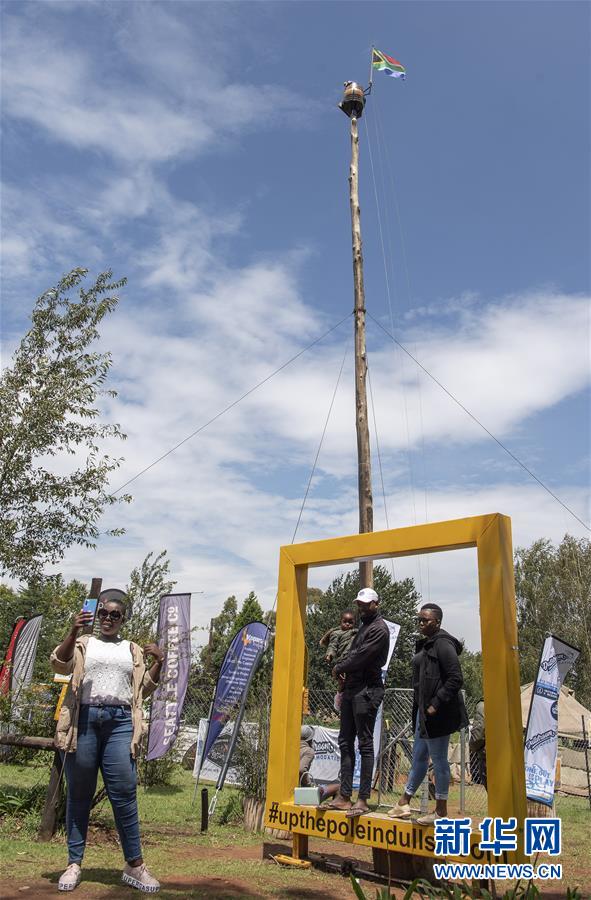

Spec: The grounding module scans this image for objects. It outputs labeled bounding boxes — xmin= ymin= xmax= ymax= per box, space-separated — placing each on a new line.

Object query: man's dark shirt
xmin=333 ymin=609 xmax=389 ymax=694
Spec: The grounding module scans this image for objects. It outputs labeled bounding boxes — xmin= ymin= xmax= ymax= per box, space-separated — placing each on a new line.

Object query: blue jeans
xmin=405 ymin=720 xmax=451 ymax=800
xmin=65 ymin=705 xmax=141 ymax=864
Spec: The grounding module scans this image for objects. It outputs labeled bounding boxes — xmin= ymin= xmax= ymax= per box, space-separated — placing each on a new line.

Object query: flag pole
xmin=368 ymin=46 xmax=374 ymax=94
xmin=144 ymin=597 xmax=163 ymax=789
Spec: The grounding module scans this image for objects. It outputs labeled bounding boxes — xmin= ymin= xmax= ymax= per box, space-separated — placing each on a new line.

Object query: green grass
xmin=0 ymin=761 xmax=348 ymax=897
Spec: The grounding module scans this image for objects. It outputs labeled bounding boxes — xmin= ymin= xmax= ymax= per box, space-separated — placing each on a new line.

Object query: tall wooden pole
xmin=348 ymin=112 xmax=374 ymax=589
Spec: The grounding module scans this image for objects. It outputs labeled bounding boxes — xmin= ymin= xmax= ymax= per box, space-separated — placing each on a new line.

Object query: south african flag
xmin=372 ymin=47 xmax=406 ymax=80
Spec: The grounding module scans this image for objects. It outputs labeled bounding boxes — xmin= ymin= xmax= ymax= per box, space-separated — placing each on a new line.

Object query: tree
xmin=125 ymin=550 xmax=176 ymax=645
xmin=195 ymin=591 xmax=271 ymax=696
xmin=515 ymin=534 xmax=590 ymax=707
xmin=305 ymin=566 xmax=420 ymax=694
xmin=199 ymin=595 xmax=238 ymax=685
xmin=460 ymin=649 xmax=483 ymax=708
xmin=234 ymin=591 xmax=264 ymax=633
xmin=0 ymin=268 xmax=130 ymax=581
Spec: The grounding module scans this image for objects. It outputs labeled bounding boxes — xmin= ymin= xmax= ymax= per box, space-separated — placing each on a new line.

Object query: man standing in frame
xmin=324 ymin=587 xmax=389 ymax=817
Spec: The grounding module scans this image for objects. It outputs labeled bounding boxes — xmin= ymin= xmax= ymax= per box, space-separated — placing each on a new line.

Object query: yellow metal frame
xmin=264 ymin=514 xmax=527 ymax=863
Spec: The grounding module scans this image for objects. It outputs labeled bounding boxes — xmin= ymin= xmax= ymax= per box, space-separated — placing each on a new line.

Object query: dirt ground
xmin=2 ymin=833 xmax=586 ymax=898
xmin=0 ymin=838 xmax=394 ymax=900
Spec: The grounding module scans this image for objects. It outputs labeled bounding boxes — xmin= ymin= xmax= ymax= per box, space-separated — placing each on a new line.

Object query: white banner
xmin=193 ymin=719 xmax=241 ymax=784
xmin=192 ymin=718 xmax=257 ymax=785
xmin=10 ymin=614 xmax=43 ymax=703
xmin=524 ymin=634 xmax=580 ymax=805
xmin=368 ymin=619 xmax=401 ymax=783
xmin=383 ymin=620 xmax=401 ymax=674
xmin=309 ymin=725 xmax=341 ymax=784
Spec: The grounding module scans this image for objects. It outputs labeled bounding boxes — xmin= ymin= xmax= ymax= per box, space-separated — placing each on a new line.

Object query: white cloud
xmin=1 ymin=9 xmax=311 ymax=165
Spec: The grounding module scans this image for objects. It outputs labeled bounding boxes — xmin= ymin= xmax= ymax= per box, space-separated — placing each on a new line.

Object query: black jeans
xmin=338 ymin=685 xmax=384 ymax=801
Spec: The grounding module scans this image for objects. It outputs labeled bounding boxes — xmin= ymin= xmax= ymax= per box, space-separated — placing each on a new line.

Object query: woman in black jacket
xmin=388 ymin=603 xmax=468 ymax=825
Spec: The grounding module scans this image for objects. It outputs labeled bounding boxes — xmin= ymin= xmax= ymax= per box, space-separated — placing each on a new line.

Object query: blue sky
xmin=1 ymin=1 xmax=589 ymax=649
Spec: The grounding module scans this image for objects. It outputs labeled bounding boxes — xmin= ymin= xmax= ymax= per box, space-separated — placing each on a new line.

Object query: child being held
xmin=320 ymin=611 xmax=357 ymax=665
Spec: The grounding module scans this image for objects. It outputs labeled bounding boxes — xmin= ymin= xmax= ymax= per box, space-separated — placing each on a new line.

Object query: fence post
xmin=200 ymin=788 xmax=209 ymax=832
xmin=582 ymin=715 xmax=591 ymax=811
xmin=38 ymin=750 xmax=64 ymax=841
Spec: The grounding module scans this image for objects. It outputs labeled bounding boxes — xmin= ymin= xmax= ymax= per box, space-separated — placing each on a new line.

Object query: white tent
xmin=520 ymin=683 xmax=591 ymax=738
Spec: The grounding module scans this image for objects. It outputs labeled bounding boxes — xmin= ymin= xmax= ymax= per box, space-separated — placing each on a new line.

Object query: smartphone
xmin=82 ymin=597 xmax=98 ymax=633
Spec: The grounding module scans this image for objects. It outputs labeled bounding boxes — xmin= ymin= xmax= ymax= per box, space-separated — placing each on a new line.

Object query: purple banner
xmin=146 ymin=593 xmax=191 ymax=761
xmin=196 ymin=621 xmax=269 ymax=780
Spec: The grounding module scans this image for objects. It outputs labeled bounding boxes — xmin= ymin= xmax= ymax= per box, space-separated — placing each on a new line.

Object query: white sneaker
xmin=387 ymin=802 xmax=411 ymax=819
xmin=416 ymin=811 xmax=442 ymax=825
xmin=58 ymin=863 xmax=81 ymax=892
xmin=122 ymin=863 xmax=160 ymax=893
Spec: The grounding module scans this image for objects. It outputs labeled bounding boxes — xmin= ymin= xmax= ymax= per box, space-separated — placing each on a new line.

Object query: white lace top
xmin=80 ymin=636 xmax=133 ymax=705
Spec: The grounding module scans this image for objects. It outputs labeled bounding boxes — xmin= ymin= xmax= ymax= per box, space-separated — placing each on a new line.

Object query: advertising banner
xmin=0 ymin=618 xmax=28 ymax=696
xmin=146 ymin=593 xmax=192 ymax=761
xmin=524 ymin=633 xmax=580 ymax=805
xmin=361 ymin=619 xmax=401 ymax=784
xmin=192 ymin=718 xmax=259 ymax=785
xmin=0 ymin=615 xmax=43 ymax=703
xmin=195 ymin=621 xmax=269 ymax=782
xmin=309 ymin=724 xmax=341 ymax=784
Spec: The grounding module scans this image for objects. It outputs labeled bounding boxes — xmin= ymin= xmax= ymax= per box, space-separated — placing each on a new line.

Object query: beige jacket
xmin=51 ymin=634 xmax=158 ymax=758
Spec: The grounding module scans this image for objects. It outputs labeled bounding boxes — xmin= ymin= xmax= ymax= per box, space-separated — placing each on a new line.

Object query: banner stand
xmin=193 ymin=621 xmax=269 ymax=819
xmin=208 ymin=660 xmax=260 ymax=816
xmin=524 ymin=632 xmax=580 ymax=807
xmin=192 ymin=699 xmax=213 ymax=808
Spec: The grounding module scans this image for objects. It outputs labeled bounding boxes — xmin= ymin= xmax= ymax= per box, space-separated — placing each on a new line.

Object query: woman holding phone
xmin=51 ymin=590 xmax=164 ymax=893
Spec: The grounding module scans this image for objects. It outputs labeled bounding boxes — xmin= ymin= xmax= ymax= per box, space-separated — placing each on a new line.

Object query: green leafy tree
xmin=124 ymin=550 xmax=176 ymax=645
xmin=234 ymin=591 xmax=264 ymax=633
xmin=194 ymin=591 xmax=271 ymax=698
xmin=460 ymin=649 xmax=483 ymax=708
xmin=515 ymin=534 xmax=590 ymax=706
xmin=305 ymin=566 xmax=420 ymax=694
xmin=0 ymin=268 xmax=130 ymax=581
xmin=199 ymin=594 xmax=238 ymax=684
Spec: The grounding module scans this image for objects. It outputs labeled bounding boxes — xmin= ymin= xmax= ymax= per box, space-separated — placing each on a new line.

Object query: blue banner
xmin=197 ymin=621 xmax=269 ymax=779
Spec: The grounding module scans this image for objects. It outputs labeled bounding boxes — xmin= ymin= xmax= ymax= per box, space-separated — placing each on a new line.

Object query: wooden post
xmin=349 ymin=113 xmax=374 ymax=588
xmin=38 ymin=749 xmax=65 ymax=841
xmin=38 ymin=576 xmax=102 ymax=840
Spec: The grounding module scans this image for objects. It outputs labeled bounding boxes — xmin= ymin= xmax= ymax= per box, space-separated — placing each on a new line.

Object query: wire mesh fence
xmin=299 ymin=687 xmax=490 ymax=815
xmin=2 ymin=677 xmax=589 ymax=823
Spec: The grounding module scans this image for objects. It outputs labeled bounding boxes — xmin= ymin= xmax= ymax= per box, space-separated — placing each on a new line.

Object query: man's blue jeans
xmin=65 ymin=705 xmax=141 ymax=864
xmin=405 ymin=720 xmax=451 ymax=800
